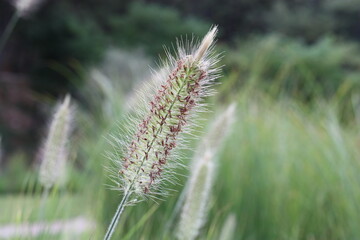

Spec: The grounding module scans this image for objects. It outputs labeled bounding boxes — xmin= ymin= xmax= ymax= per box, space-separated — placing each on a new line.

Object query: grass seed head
xmin=39 ymin=95 xmax=73 ymax=189
xmin=176 ymin=102 xmax=235 ymax=239
xmin=111 ymin=26 xmax=221 ymax=198
xmin=199 ymin=103 xmax=236 ymax=156
xmin=177 ymin=150 xmax=215 ymax=240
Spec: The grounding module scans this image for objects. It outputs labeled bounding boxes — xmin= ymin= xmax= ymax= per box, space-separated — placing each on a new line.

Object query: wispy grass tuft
xmin=39 ymin=95 xmax=73 ymax=189
xmin=177 ymin=150 xmax=215 ymax=240
xmin=176 ymin=103 xmax=236 ymax=240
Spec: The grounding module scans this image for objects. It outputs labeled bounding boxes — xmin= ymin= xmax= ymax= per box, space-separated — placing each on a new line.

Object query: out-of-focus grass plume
xmin=39 ymin=95 xmax=73 ymax=189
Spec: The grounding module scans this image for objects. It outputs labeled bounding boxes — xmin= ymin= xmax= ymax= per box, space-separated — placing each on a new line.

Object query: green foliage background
xmin=1 ymin=0 xmax=360 ymax=239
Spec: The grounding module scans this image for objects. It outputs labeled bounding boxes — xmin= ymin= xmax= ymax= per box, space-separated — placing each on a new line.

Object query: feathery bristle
xmin=39 ymin=95 xmax=73 ymax=188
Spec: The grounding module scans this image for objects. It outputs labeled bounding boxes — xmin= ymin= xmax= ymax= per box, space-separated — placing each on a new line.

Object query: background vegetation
xmin=1 ymin=0 xmax=360 ymax=239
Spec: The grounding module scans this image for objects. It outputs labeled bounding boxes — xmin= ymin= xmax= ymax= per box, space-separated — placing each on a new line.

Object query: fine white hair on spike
xmin=124 ymin=66 xmax=170 ymax=112
xmin=177 ymin=150 xmax=215 ymax=240
xmin=13 ymin=0 xmax=43 ymax=16
xmin=39 ymin=95 xmax=73 ymax=189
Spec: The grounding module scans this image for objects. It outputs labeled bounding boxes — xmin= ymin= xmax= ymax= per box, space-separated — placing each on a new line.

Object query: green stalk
xmin=0 ymin=11 xmax=20 ymax=56
xmin=103 ymin=190 xmax=131 ymax=240
xmin=38 ymin=187 xmax=49 ymax=221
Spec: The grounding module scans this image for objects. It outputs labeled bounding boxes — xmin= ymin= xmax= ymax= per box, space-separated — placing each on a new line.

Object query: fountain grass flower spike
xmin=38 ymin=95 xmax=72 ymax=220
xmin=104 ymin=26 xmax=220 ymax=240
xmin=39 ymin=95 xmax=72 ymax=189
xmin=177 ymin=150 xmax=215 ymax=240
xmin=176 ymin=103 xmax=236 ymax=240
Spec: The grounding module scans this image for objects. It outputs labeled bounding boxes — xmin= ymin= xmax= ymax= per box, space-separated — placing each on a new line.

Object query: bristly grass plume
xmin=176 ymin=103 xmax=236 ymax=240
xmin=39 ymin=95 xmax=73 ymax=189
xmin=104 ymin=26 xmax=221 ymax=240
xmin=177 ymin=150 xmax=215 ymax=240
xmin=194 ymin=103 xmax=236 ymax=160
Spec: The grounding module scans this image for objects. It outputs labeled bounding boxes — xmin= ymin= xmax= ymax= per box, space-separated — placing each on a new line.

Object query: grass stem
xmin=0 ymin=11 xmax=19 ymax=57
xmin=38 ymin=187 xmax=49 ymax=221
xmin=103 ymin=190 xmax=131 ymax=240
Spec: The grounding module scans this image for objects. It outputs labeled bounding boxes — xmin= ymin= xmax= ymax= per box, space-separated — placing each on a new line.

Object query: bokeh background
xmin=1 ymin=0 xmax=360 ymax=239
